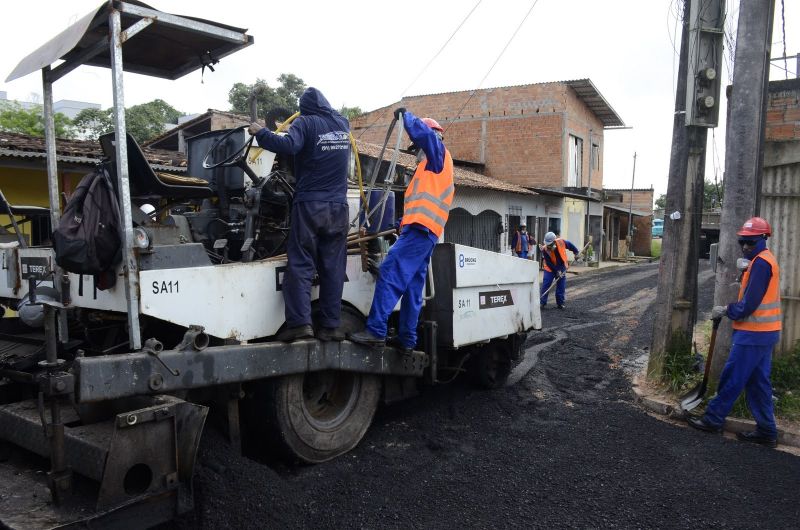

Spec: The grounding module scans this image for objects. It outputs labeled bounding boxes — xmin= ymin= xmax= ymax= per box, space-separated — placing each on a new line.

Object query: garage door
xmin=444 ymin=208 xmax=501 ymax=252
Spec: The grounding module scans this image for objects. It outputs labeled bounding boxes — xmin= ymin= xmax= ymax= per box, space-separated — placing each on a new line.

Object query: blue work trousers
xmin=540 ymin=270 xmax=566 ymax=306
xmin=283 ymin=201 xmax=349 ymax=329
xmin=366 ymin=226 xmax=436 ymax=348
xmin=516 ymin=251 xmax=528 ymax=259
xmin=704 ymin=342 xmax=777 ymax=438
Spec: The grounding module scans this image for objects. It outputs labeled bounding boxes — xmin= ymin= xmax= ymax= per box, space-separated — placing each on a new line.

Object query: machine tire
xmin=470 ymin=340 xmax=513 ymax=389
xmin=261 ymin=371 xmax=381 ymax=463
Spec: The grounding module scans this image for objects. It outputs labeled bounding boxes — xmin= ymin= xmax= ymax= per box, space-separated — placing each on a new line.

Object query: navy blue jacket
xmin=726 ymin=239 xmax=780 ymax=346
xmin=402 ymin=111 xmax=445 ymax=173
xmin=254 ymin=87 xmax=350 ymax=204
xmin=542 ymin=239 xmax=579 ymax=272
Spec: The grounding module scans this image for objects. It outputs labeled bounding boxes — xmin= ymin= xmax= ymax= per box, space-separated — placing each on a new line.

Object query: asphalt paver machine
xmin=0 ymin=2 xmax=541 ymax=527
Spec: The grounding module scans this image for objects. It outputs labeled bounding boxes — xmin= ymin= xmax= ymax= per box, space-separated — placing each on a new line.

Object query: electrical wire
xmin=780 ymin=0 xmax=788 ymax=80
xmin=443 ymin=0 xmax=540 ymax=134
xmin=356 ymin=0 xmax=484 ymax=140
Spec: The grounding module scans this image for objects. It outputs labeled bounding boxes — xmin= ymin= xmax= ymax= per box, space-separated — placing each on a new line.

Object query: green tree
xmin=73 ymin=107 xmax=113 ymax=140
xmin=339 ymin=106 xmax=363 ymax=120
xmin=125 ymin=99 xmax=182 ymax=144
xmin=228 ymin=74 xmax=306 ymax=119
xmin=654 ymin=179 xmax=722 ymax=212
xmin=0 ymin=102 xmax=75 ymax=138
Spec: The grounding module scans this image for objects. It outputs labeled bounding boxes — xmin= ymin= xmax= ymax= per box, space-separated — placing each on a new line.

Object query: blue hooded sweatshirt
xmin=254 ymin=87 xmax=350 ymax=204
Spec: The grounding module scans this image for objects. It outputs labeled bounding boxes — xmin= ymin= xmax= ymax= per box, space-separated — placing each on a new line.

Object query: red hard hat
xmin=737 ymin=216 xmax=772 ymax=237
xmin=421 ymin=117 xmax=443 ymax=132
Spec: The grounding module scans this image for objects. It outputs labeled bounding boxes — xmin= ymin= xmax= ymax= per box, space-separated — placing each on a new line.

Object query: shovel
xmin=679 ymin=317 xmax=721 ymax=412
xmin=540 ymin=241 xmax=592 ymax=298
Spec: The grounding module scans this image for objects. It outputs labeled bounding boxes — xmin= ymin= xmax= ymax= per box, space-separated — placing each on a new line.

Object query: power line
xmin=356 ymin=0 xmax=483 ymax=140
xmin=780 ymin=0 xmax=788 ymax=80
xmin=444 ymin=0 xmax=541 ymax=134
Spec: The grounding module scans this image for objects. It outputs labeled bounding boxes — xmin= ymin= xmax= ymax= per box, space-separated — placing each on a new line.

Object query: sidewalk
xmin=631 ymin=371 xmax=800 ymax=451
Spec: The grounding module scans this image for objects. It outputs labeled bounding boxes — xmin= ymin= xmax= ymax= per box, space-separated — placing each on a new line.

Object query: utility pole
xmin=627 ymin=152 xmax=636 ymax=238
xmin=649 ymin=0 xmax=723 ymax=379
xmin=710 ymin=0 xmax=775 ymax=379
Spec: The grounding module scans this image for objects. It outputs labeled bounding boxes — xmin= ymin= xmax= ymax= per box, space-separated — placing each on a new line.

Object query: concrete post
xmin=710 ymin=0 xmax=775 ymax=379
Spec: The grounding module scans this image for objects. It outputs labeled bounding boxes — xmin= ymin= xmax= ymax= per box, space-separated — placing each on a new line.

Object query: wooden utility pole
xmin=710 ymin=0 xmax=775 ymax=379
xmin=649 ymin=0 xmax=722 ymax=379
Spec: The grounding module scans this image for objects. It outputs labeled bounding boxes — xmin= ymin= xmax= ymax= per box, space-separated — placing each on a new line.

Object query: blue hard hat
xmin=544 ymin=232 xmax=557 ymax=245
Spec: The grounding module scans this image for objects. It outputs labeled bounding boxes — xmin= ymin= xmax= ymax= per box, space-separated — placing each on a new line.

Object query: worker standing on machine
xmin=539 ymin=231 xmax=579 ymax=309
xmin=249 ymin=87 xmax=350 ymax=342
xmin=687 ymin=217 xmax=781 ymax=448
xmin=348 ymin=109 xmax=454 ymax=354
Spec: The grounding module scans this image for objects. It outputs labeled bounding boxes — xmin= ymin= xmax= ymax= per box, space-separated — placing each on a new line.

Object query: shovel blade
xmin=679 ymin=381 xmax=707 ymax=412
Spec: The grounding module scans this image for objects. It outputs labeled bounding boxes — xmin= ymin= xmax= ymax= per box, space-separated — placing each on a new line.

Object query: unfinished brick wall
xmin=351 ymin=82 xmax=606 ymax=190
xmin=605 ymin=188 xmax=654 ymax=215
xmin=766 ymin=79 xmax=800 ymax=141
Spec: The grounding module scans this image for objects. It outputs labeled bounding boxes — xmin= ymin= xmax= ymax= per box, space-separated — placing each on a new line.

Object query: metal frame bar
xmin=109 ymin=9 xmax=142 ymax=350
xmin=46 ymin=37 xmax=109 ymax=84
xmin=74 ymin=341 xmax=428 ymax=402
xmin=116 ymin=2 xmax=250 ymax=44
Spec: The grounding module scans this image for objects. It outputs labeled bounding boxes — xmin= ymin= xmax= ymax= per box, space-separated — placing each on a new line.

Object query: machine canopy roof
xmin=6 ymin=0 xmax=253 ymax=82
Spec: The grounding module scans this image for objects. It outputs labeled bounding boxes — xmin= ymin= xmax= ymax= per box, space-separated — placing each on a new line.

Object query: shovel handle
xmin=702 ymin=318 xmax=721 ymax=381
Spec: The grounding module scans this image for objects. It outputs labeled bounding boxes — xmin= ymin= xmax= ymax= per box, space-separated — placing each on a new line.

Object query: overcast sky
xmin=1 ymin=0 xmax=796 ymax=197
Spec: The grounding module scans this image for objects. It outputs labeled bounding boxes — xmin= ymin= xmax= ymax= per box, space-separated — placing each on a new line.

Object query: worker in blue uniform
xmin=511 ymin=225 xmax=530 ymax=258
xmin=687 ymin=217 xmax=781 ymax=447
xmin=348 ymin=109 xmax=454 ymax=354
xmin=249 ymin=87 xmax=350 ymax=342
xmin=539 ymin=232 xmax=579 ymax=309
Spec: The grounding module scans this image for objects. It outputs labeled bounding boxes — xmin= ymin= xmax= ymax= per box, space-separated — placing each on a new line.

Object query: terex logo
xmin=20 ymin=257 xmax=51 ymax=280
xmin=458 ymin=254 xmax=478 ymax=268
xmin=478 ymin=289 xmax=514 ymax=310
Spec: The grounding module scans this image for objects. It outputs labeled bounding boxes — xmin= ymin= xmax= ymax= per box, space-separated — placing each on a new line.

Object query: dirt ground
xmin=172 ymin=261 xmax=800 ymax=529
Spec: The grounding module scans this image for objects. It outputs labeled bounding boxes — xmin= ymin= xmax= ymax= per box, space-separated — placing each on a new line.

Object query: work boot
xmin=316 ymin=327 xmax=345 ymax=342
xmin=686 ymin=416 xmax=722 ymax=434
xmin=347 ymin=329 xmax=386 ymax=347
xmin=276 ymin=324 xmax=314 ymax=343
xmin=388 ymin=337 xmax=414 ymax=356
xmin=557 ymin=304 xmax=565 ymax=310
xmin=736 ymin=430 xmax=777 ymax=448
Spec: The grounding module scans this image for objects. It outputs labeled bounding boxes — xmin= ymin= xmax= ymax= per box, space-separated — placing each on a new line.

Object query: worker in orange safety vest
xmin=687 ymin=217 xmax=781 ymax=448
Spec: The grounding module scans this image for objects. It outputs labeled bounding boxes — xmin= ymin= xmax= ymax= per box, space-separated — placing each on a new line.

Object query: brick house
xmin=602 ymin=187 xmax=654 ymax=257
xmin=351 ymin=79 xmax=625 ymax=252
xmin=762 ymin=77 xmax=800 ymax=353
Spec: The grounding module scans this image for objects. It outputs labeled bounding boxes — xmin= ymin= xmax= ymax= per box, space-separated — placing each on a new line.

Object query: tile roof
xmin=355 ymin=140 xmax=534 ymax=196
xmin=0 ymin=131 xmax=186 ymax=169
xmin=143 ymin=109 xmax=250 ymax=146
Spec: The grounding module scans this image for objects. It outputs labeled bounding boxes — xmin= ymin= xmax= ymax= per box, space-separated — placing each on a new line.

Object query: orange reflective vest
xmin=401 ymin=149 xmax=455 ymax=238
xmin=732 ymin=249 xmax=782 ymax=332
xmin=542 ymin=239 xmax=568 ymax=273
xmin=515 ymin=231 xmax=529 ymax=253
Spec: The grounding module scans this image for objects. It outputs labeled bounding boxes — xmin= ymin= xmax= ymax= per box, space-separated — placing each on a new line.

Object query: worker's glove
xmin=248 ymin=122 xmax=263 ymax=136
xmin=393 ymin=107 xmax=407 ymax=121
xmin=711 ymin=305 xmax=727 ymax=320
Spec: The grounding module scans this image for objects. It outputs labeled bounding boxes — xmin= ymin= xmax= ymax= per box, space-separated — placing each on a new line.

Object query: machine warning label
xmin=478 ymin=290 xmax=514 ymax=310
xmin=20 ymin=257 xmax=51 ymax=280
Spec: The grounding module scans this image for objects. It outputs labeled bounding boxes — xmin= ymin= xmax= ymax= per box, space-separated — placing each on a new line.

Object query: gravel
xmin=171 ymin=260 xmax=800 ymax=529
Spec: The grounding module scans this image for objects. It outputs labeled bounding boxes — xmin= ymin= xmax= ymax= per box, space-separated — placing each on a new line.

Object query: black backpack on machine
xmin=53 ymin=168 xmax=122 ymax=276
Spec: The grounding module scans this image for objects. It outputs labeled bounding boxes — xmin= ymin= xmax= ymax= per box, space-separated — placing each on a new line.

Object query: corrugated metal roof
xmin=0 ymin=131 xmax=186 ymax=170
xmin=373 ymin=78 xmax=624 ymax=129
xmin=355 ymin=140 xmax=535 ymax=196
xmin=603 ymin=203 xmax=650 ymax=217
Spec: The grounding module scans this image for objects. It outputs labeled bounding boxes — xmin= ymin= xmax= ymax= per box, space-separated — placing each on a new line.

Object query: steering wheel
xmin=202 ymin=125 xmax=254 ymax=169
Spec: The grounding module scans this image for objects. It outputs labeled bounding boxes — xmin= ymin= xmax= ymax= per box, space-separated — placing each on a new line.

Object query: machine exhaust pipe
xmin=177 ymin=326 xmax=210 ymax=352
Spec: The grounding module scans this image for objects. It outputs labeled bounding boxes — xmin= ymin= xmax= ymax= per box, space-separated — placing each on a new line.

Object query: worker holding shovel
xmin=686 ymin=217 xmax=781 ymax=448
xmin=539 ymin=232 xmax=580 ymax=309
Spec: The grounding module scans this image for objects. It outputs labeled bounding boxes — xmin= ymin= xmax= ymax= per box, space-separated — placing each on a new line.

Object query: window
xmin=568 ymin=135 xmax=583 ymax=187
xmin=591 ymin=143 xmax=600 ymax=170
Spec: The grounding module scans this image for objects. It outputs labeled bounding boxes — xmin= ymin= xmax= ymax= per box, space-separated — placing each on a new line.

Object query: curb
xmin=631 ymin=374 xmax=800 ymax=449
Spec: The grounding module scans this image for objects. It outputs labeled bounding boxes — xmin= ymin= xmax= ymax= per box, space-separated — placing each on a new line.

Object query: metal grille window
xmin=444 ymin=208 xmax=501 ymax=252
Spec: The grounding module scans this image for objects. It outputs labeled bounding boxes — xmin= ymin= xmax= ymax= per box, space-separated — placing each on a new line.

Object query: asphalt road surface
xmin=175 ymin=261 xmax=800 ymax=529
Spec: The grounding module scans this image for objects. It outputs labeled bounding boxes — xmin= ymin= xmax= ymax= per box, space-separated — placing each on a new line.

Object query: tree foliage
xmin=339 ymin=106 xmax=363 ymax=120
xmin=73 ymin=99 xmax=181 ymax=143
xmin=228 ymin=74 xmax=306 ymax=119
xmin=655 ymin=179 xmax=723 ymax=211
xmin=0 ymin=102 xmax=75 ymax=138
